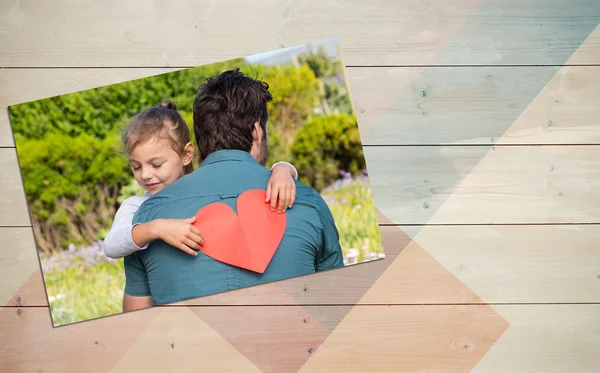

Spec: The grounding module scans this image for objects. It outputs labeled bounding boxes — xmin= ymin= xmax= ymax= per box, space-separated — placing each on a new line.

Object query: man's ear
xmin=182 ymin=142 xmax=195 ymax=165
xmin=251 ymin=120 xmax=261 ymax=142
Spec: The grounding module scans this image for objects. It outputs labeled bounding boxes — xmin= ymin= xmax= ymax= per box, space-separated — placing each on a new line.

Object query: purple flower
xmin=338 ymin=170 xmax=351 ymax=178
xmin=40 ymin=239 xmax=122 ymax=274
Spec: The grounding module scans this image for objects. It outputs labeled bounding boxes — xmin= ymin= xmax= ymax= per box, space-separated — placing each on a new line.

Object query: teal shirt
xmin=124 ymin=150 xmax=344 ymax=305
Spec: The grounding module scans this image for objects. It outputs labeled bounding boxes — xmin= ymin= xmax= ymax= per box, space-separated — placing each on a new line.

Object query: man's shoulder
xmin=292 ymin=182 xmax=328 ymax=212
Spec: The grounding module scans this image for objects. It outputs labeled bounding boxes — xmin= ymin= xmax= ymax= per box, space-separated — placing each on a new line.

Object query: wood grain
xmin=1 ymin=0 xmax=599 ymax=371
xmin=364 ymin=145 xmax=600 ymax=224
xmin=4 ymin=225 xmax=599 ymax=308
xmin=470 ymin=304 xmax=600 ymax=373
xmin=363 ymin=225 xmax=600 ymax=304
xmin=1 ymin=305 xmax=597 ymax=373
xmin=301 ymin=304 xmax=599 ymax=373
xmin=1 ymin=0 xmax=598 ymax=67
xmin=3 ymin=66 xmax=600 ymax=147
xmin=0 ymin=149 xmax=30 ymax=226
xmin=351 ymin=66 xmax=600 ymax=145
xmin=3 ymin=145 xmax=600 ymax=226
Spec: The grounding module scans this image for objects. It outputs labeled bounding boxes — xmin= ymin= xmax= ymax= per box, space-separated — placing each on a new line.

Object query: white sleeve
xmin=270 ymin=161 xmax=298 ymax=181
xmin=103 ymin=196 xmax=150 ymax=259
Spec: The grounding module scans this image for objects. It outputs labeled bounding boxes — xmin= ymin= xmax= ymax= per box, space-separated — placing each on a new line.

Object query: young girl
xmin=103 ymin=99 xmax=298 ymax=259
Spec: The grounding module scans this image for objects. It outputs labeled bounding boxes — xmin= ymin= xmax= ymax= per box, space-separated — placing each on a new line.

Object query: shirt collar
xmin=200 ymin=149 xmax=259 ymax=167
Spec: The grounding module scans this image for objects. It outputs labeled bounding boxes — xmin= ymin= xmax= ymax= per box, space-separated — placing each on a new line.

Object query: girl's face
xmin=128 ymin=136 xmax=193 ymax=195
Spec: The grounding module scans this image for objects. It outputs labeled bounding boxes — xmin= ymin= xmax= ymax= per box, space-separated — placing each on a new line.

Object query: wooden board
xmin=4 ymin=225 xmax=599 ymax=308
xmin=0 ymin=305 xmax=597 ymax=373
xmin=352 ymin=66 xmax=600 ymax=145
xmin=3 ymin=66 xmax=600 ymax=147
xmin=363 ymin=145 xmax=600 ymax=224
xmin=362 ymin=225 xmax=600 ymax=304
xmin=3 ymin=145 xmax=600 ymax=226
xmin=0 ymin=0 xmax=599 ymax=67
xmin=2 ymin=0 xmax=600 ymax=371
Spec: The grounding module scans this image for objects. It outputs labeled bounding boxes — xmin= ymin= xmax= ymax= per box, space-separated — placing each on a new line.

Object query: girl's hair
xmin=122 ymin=99 xmax=194 ymax=174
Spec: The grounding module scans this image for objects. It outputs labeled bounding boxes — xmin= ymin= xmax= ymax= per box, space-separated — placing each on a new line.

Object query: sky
xmin=244 ymin=38 xmax=341 ymax=66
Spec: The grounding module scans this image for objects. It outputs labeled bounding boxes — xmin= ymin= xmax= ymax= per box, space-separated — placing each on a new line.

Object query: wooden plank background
xmin=1 ymin=0 xmax=600 ymax=372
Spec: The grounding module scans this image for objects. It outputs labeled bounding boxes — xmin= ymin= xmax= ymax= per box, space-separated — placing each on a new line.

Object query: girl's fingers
xmin=189 ymin=232 xmax=205 ymax=246
xmin=290 ymin=186 xmax=296 ymax=208
xmin=190 ymin=226 xmax=204 ymax=239
xmin=177 ymin=242 xmax=198 ymax=256
xmin=280 ymin=187 xmax=290 ymax=213
xmin=265 ymin=182 xmax=272 ymax=203
xmin=182 ymin=238 xmax=200 ymax=251
xmin=270 ymin=187 xmax=280 ymax=211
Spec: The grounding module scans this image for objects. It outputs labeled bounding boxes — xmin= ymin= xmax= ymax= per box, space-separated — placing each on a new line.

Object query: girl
xmin=103 ymin=99 xmax=298 ymax=259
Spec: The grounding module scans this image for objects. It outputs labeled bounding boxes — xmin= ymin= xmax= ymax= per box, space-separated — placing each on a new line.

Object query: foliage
xmin=321 ymin=173 xmax=384 ymax=264
xmin=297 ymin=45 xmax=354 ymax=116
xmin=116 ymin=178 xmax=147 ymax=204
xmin=40 ymin=243 xmax=125 ymax=327
xmin=240 ymin=64 xmax=322 ymax=166
xmin=17 ymin=132 xmax=131 ymax=251
xmin=291 ymin=113 xmax=366 ymax=191
xmin=298 ymin=45 xmax=340 ymax=79
xmin=94 ymin=178 xmax=147 ymax=241
xmin=9 ymin=58 xmax=247 ymax=142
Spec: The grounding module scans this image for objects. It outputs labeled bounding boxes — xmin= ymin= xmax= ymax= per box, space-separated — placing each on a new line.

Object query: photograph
xmin=8 ymin=38 xmax=385 ymax=327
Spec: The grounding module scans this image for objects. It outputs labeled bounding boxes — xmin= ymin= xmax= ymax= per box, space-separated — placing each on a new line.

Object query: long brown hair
xmin=123 ymin=99 xmax=194 ymax=174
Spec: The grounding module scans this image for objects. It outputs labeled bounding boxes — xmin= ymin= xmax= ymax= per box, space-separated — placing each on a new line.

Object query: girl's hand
xmin=152 ymin=217 xmax=206 ymax=256
xmin=266 ymin=163 xmax=296 ymax=213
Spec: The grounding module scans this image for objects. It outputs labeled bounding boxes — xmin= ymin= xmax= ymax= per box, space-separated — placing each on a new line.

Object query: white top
xmin=102 ymin=161 xmax=298 ymax=259
xmin=103 ymin=193 xmax=151 ymax=259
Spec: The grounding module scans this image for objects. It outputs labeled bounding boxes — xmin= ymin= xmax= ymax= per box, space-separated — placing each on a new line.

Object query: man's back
xmin=124 ymin=150 xmax=344 ymax=305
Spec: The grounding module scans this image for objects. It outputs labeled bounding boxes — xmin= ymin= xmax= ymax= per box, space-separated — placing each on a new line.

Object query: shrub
xmin=16 ymin=131 xmax=131 ymax=252
xmin=8 ymin=58 xmax=248 ymax=141
xmin=290 ymin=113 xmax=366 ymax=191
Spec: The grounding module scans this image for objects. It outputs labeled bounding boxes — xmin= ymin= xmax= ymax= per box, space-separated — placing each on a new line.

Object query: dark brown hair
xmin=192 ymin=68 xmax=273 ymax=160
xmin=122 ymin=99 xmax=194 ymax=174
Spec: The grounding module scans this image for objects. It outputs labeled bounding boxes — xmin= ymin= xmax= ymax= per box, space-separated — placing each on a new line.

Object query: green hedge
xmin=290 ymin=113 xmax=366 ymax=191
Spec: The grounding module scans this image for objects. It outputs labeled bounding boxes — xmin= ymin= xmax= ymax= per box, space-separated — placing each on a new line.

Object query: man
xmin=122 ymin=69 xmax=344 ymax=311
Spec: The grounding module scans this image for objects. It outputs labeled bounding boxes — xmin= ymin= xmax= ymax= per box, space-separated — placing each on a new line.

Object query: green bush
xmin=241 ymin=64 xmax=321 ymax=159
xmin=290 ymin=113 xmax=366 ymax=191
xmin=8 ymin=58 xmax=248 ymax=141
xmin=16 ymin=131 xmax=131 ymax=252
xmin=297 ymin=45 xmax=353 ymax=116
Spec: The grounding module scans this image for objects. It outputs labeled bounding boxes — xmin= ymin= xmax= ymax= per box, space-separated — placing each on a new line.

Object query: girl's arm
xmin=104 ymin=197 xmax=205 ymax=258
xmin=270 ymin=161 xmax=298 ymax=180
xmin=266 ymin=161 xmax=298 ymax=213
xmin=103 ymin=197 xmax=152 ymax=259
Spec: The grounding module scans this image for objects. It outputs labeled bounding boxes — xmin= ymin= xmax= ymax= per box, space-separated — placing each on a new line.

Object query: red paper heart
xmin=191 ymin=189 xmax=287 ymax=273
